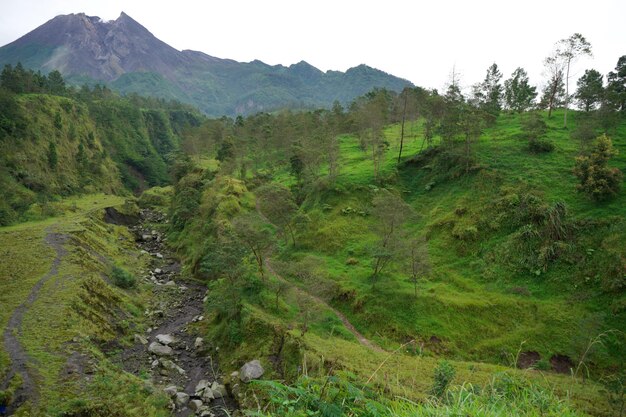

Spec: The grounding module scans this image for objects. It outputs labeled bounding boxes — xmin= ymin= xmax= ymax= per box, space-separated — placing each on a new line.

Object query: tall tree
xmin=575 ymin=69 xmax=604 ymax=112
xmin=504 ymin=68 xmax=537 ymax=113
xmin=471 ymin=63 xmax=503 ymax=123
xmin=232 ymin=213 xmax=274 ymax=280
xmin=369 ymin=190 xmax=413 ymax=288
xmin=540 ymin=55 xmax=566 ymax=118
xmin=256 ymin=183 xmax=304 ymax=246
xmin=606 ymin=55 xmax=626 ymax=112
xmin=556 ymin=33 xmax=593 ymax=128
xmin=403 ymin=237 xmax=431 ymax=298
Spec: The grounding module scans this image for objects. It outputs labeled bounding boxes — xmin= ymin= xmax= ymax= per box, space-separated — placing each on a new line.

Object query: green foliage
xmin=47 ymin=140 xmax=58 ymax=169
xmin=505 ymin=67 xmax=537 ymax=113
xmin=573 ymin=134 xmax=623 ymax=200
xmin=110 ymin=265 xmax=136 ymax=289
xmin=430 ymin=360 xmax=456 ymax=399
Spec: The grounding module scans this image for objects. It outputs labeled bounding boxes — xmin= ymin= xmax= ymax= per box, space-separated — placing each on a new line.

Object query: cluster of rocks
xmin=125 ymin=208 xmax=237 ymax=416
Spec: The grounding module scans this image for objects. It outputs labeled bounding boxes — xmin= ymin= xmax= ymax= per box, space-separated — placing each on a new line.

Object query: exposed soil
xmin=517 ymin=351 xmax=541 ymax=369
xmin=119 ymin=209 xmax=236 ymax=417
xmin=1 ymin=230 xmax=68 ymax=414
xmin=550 ymin=354 xmax=575 ymax=374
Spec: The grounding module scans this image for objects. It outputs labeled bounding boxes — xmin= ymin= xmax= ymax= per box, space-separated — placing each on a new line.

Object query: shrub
xmin=528 ymin=138 xmax=555 ymax=153
xmin=111 ymin=266 xmax=136 ymax=289
xmin=573 ymin=134 xmax=623 ymax=200
xmin=430 ymin=360 xmax=456 ymax=399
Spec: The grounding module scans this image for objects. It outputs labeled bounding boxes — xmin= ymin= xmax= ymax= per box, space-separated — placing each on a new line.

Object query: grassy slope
xmin=202 ymin=110 xmax=624 ymax=416
xmin=0 ymin=194 xmax=169 ymax=415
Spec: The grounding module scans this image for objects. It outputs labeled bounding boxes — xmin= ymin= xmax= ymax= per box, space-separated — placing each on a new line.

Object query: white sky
xmin=0 ymin=0 xmax=624 ymax=92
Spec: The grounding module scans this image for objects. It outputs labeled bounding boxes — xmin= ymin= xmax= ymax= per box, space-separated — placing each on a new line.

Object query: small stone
xmin=175 ymin=392 xmax=190 ymax=407
xmin=163 ymin=385 xmax=178 ymax=397
xmin=148 ymin=342 xmax=173 ymax=356
xmin=151 ymin=360 xmax=159 ymax=368
xmin=189 ymin=399 xmax=203 ymax=412
xmin=140 ymin=249 xmax=149 ymax=255
xmin=230 ymin=371 xmax=239 ymax=379
xmin=134 ymin=334 xmax=148 ymax=345
xmin=141 ymin=234 xmax=153 ymax=241
xmin=200 ymin=411 xmax=214 ymax=417
xmin=156 ymin=334 xmax=176 ymax=346
xmin=197 ymin=315 xmax=204 ymax=321
xmin=202 ymin=296 xmax=208 ymax=303
xmin=165 ymin=280 xmax=176 ymax=286
xmin=194 ymin=337 xmax=204 ymax=349
xmin=154 ymin=268 xmax=163 ymax=274
xmin=151 ymin=229 xmax=158 ymax=235
xmin=156 ymin=253 xmax=164 ymax=259
xmin=239 ymin=360 xmax=264 ymax=382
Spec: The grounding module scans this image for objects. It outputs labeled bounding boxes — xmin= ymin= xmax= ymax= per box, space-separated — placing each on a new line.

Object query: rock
xmin=140 ymin=249 xmax=149 ymax=255
xmin=156 ymin=334 xmax=176 ymax=346
xmin=154 ymin=268 xmax=163 ymax=274
xmin=163 ymin=385 xmax=178 ymax=397
xmin=189 ymin=399 xmax=203 ymax=412
xmin=230 ymin=371 xmax=239 ymax=379
xmin=202 ymin=296 xmax=208 ymax=303
xmin=239 ymin=360 xmax=264 ymax=382
xmin=200 ymin=411 xmax=214 ymax=417
xmin=175 ymin=392 xmax=190 ymax=407
xmin=151 ymin=229 xmax=158 ymax=235
xmin=202 ymin=389 xmax=214 ymax=402
xmin=151 ymin=359 xmax=159 ymax=368
xmin=160 ymin=359 xmax=186 ymax=375
xmin=156 ymin=253 xmax=164 ymax=259
xmin=211 ymin=381 xmax=227 ymax=398
xmin=141 ymin=234 xmax=153 ymax=241
xmin=165 ymin=280 xmax=176 ymax=286
xmin=194 ymin=337 xmax=204 ymax=349
xmin=195 ymin=379 xmax=209 ymax=396
xmin=134 ymin=333 xmax=148 ymax=345
xmin=148 ymin=341 xmax=173 ymax=356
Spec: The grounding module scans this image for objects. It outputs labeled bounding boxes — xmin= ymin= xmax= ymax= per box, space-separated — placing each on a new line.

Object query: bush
xmin=111 ymin=266 xmax=136 ymax=289
xmin=573 ymin=134 xmax=623 ymax=200
xmin=430 ymin=360 xmax=456 ymax=399
xmin=528 ymin=138 xmax=555 ymax=153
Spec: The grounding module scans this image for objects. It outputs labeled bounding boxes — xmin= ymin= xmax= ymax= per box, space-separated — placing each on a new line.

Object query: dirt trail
xmin=255 ymin=199 xmax=384 ymax=353
xmin=1 ymin=230 xmax=68 ymax=413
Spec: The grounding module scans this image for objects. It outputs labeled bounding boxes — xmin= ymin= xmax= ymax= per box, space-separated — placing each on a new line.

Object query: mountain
xmin=0 ymin=12 xmax=413 ymax=116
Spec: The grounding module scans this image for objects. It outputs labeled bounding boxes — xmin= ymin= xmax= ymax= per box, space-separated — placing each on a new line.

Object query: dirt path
xmin=1 ymin=230 xmax=68 ymax=413
xmin=119 ymin=209 xmax=235 ymax=417
xmin=255 ymin=199 xmax=384 ymax=353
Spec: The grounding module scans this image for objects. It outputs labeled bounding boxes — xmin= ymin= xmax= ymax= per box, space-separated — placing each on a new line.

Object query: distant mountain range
xmin=0 ymin=12 xmax=413 ymax=116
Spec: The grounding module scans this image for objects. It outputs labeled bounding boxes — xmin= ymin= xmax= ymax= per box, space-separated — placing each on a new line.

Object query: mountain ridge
xmin=0 ymin=12 xmax=413 ymax=115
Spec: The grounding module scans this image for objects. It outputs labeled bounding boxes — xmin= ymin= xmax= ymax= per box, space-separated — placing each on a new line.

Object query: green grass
xmin=0 ymin=193 xmax=169 ymax=414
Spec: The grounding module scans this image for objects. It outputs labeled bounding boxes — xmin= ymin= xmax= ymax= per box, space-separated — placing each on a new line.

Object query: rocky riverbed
xmin=119 ymin=209 xmax=237 ymax=417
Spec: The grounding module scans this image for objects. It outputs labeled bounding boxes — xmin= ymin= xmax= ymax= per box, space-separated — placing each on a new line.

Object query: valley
xmin=0 ymin=12 xmax=625 ymax=417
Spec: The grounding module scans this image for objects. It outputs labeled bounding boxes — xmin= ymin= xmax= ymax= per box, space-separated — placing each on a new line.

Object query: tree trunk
xmin=397 ymin=93 xmax=408 ymax=164
xmin=564 ymin=58 xmax=571 ymax=128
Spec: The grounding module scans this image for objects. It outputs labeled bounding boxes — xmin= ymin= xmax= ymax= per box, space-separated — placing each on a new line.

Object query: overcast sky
xmin=1 ymin=0 xmax=624 ymax=92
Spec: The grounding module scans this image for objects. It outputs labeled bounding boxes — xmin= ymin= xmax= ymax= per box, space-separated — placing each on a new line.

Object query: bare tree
xmin=556 ymin=33 xmax=593 ymax=128
xmin=404 ymin=237 xmax=431 ymax=298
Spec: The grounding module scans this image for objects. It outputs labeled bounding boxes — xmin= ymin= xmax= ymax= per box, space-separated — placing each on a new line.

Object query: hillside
xmin=0 ymin=66 xmax=201 ymax=225
xmin=0 ymin=12 xmax=413 ymax=116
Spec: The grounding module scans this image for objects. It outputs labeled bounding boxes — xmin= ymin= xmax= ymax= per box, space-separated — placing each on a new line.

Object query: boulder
xmin=211 ymin=381 xmax=227 ymax=398
xmin=189 ymin=399 xmax=203 ymax=412
xmin=156 ymin=334 xmax=176 ymax=346
xmin=175 ymin=392 xmax=189 ymax=407
xmin=239 ymin=360 xmax=264 ymax=382
xmin=195 ymin=379 xmax=209 ymax=396
xmin=134 ymin=334 xmax=148 ymax=345
xmin=163 ymin=385 xmax=178 ymax=397
xmin=194 ymin=337 xmax=204 ymax=349
xmin=148 ymin=341 xmax=173 ymax=356
xmin=160 ymin=359 xmax=185 ymax=375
